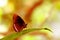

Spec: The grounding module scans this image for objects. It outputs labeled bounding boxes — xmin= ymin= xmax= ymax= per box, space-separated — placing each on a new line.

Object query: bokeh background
xmin=0 ymin=0 xmax=60 ymax=40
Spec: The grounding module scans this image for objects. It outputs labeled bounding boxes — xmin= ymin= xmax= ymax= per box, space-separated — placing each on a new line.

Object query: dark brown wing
xmin=13 ymin=14 xmax=27 ymax=32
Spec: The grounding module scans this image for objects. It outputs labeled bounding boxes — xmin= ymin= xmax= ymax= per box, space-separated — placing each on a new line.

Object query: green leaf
xmin=1 ymin=28 xmax=42 ymax=40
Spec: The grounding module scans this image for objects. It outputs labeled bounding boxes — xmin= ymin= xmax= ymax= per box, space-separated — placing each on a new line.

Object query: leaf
xmin=1 ymin=28 xmax=41 ymax=40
